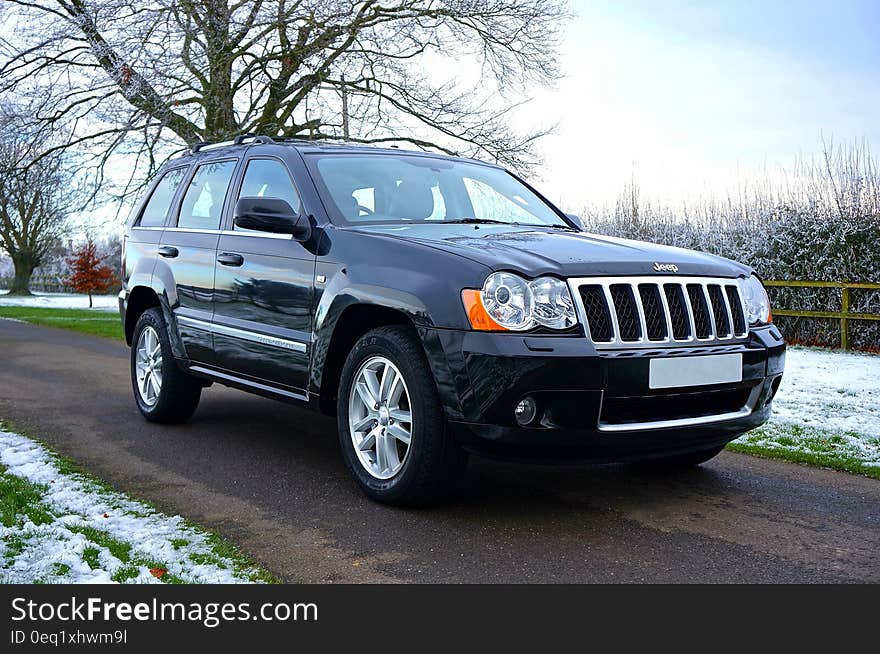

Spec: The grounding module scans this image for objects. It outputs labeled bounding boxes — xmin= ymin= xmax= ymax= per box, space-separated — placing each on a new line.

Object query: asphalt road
xmin=1 ymin=318 xmax=878 ymax=583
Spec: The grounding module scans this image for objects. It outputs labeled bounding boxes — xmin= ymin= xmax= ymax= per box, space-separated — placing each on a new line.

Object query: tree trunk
xmin=8 ymin=253 xmax=36 ymax=296
xmin=88 ymin=292 xmax=93 ymax=308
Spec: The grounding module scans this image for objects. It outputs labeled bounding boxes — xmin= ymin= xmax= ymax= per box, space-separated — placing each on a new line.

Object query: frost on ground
xmin=0 ymin=428 xmax=269 ymax=584
xmin=0 ymin=291 xmax=117 ymax=311
xmin=734 ymin=347 xmax=880 ymax=472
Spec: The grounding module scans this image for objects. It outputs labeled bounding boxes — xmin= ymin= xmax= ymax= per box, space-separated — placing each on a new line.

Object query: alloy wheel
xmin=135 ymin=325 xmax=163 ymax=406
xmin=348 ymin=356 xmax=413 ymax=479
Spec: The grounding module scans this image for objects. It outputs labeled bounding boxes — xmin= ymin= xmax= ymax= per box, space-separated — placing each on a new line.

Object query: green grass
xmin=68 ymin=525 xmax=133 ymax=563
xmin=51 ymin=562 xmax=71 ymax=576
xmin=0 ymin=466 xmax=54 ymax=527
xmin=0 ymin=306 xmax=122 ymax=339
xmin=727 ymin=422 xmax=880 ymax=480
xmin=82 ymin=546 xmax=101 ymax=570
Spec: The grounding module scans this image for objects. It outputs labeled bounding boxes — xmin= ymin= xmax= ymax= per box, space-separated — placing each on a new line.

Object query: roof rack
xmin=190 ymin=134 xmax=275 ymax=154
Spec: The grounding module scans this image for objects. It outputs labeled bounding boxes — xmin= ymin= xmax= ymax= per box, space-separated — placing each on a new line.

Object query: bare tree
xmin=0 ymin=112 xmax=72 ymax=295
xmin=0 ymin=0 xmax=569 ymax=198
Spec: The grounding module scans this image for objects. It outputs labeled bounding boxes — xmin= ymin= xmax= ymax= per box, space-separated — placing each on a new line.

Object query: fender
xmin=126 ymin=255 xmax=189 ymax=362
xmin=310 ymin=265 xmax=481 ymax=418
xmin=310 ymin=267 xmax=433 ymax=389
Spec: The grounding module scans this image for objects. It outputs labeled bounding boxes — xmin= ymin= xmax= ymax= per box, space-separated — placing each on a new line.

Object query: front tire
xmin=131 ymin=308 xmax=202 ymax=423
xmin=337 ymin=326 xmax=467 ymax=506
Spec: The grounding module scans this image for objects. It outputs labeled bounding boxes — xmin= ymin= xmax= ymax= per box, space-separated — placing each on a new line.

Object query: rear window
xmin=137 ymin=167 xmax=187 ymax=227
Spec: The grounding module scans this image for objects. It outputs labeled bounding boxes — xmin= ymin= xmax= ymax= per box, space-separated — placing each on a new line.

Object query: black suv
xmin=119 ymin=135 xmax=785 ymax=504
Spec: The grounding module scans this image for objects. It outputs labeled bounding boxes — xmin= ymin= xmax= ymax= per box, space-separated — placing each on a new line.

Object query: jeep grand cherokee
xmin=119 ymin=135 xmax=786 ymax=505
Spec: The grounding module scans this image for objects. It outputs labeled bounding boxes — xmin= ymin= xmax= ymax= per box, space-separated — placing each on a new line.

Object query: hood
xmin=352 ymin=223 xmax=751 ymax=278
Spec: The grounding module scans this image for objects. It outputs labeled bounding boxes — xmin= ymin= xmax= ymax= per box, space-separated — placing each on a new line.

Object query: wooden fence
xmin=764 ymin=280 xmax=880 ymax=350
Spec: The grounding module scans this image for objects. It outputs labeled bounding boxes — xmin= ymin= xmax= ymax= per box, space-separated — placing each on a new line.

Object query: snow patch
xmin=735 ymin=347 xmax=880 ymax=466
xmin=0 ymin=292 xmax=118 ymax=311
xmin=769 ymin=347 xmax=880 ymax=439
xmin=0 ymin=429 xmax=263 ymax=584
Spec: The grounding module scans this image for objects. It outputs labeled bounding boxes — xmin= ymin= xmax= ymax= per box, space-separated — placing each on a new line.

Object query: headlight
xmin=736 ymin=274 xmax=771 ymax=324
xmin=461 ymin=272 xmax=577 ymax=331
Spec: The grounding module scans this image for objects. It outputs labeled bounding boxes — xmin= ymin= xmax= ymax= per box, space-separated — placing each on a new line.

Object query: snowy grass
xmin=0 ymin=307 xmax=123 ymax=339
xmin=0 ymin=291 xmax=118 ymax=311
xmin=0 ymin=428 xmax=275 ymax=584
xmin=730 ymin=347 xmax=880 ymax=478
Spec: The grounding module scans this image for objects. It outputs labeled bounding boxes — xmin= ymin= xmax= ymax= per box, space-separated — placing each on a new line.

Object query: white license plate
xmin=649 ymin=353 xmax=743 ymax=389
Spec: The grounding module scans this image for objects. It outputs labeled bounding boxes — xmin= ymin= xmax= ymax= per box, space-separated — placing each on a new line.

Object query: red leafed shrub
xmin=65 ymin=237 xmax=118 ymax=308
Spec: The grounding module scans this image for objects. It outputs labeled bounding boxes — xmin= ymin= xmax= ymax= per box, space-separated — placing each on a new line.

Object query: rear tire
xmin=131 ymin=308 xmax=202 ymax=424
xmin=337 ymin=325 xmax=467 ymax=506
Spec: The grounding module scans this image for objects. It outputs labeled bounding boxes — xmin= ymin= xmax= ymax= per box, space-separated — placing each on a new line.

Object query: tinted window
xmin=177 ymin=160 xmax=237 ymax=230
xmin=235 ymin=159 xmax=301 ymax=233
xmin=138 ymin=167 xmax=187 ymax=227
xmin=238 ymin=159 xmax=301 ymax=209
xmin=310 ymin=154 xmax=565 ymax=228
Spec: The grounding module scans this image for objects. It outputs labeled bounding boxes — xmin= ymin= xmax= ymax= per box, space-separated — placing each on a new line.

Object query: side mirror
xmin=233 ymin=197 xmax=311 ymax=241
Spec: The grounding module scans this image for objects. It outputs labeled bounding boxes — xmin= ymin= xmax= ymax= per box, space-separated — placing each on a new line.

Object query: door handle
xmin=217 ymin=252 xmax=244 ymax=267
xmin=158 ymin=246 xmax=178 ymax=258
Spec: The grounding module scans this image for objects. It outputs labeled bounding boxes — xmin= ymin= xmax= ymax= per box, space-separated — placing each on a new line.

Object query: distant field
xmin=0 ymin=306 xmax=122 ymax=339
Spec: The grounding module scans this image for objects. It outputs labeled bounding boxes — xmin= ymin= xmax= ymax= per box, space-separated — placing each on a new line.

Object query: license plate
xmin=649 ymin=353 xmax=743 ymax=389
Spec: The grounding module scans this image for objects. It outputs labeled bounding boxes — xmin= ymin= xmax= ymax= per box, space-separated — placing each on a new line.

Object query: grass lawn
xmin=728 ymin=421 xmax=880 ymax=480
xmin=0 ymin=306 xmax=123 ymax=339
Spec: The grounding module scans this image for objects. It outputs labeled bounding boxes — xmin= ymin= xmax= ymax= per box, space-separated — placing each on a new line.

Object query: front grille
xmin=609 ymin=284 xmax=641 ymax=341
xmin=687 ymin=284 xmax=712 ymax=338
xmin=579 ymin=285 xmax=613 ymax=341
xmin=726 ymin=285 xmax=746 ymax=335
xmin=571 ymin=276 xmax=749 ymax=349
xmin=600 ymin=386 xmax=753 ymax=426
xmin=664 ymin=284 xmax=691 ymax=339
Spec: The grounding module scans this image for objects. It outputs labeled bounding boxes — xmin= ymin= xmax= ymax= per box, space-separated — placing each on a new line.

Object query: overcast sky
xmin=524 ymin=0 xmax=880 ymax=210
xmin=38 ymin=0 xmax=880 ymax=228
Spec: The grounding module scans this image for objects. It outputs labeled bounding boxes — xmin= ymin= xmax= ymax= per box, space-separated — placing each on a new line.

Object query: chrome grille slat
xmin=656 ymin=284 xmax=676 ymax=341
xmin=601 ymin=285 xmax=622 ymax=343
xmin=702 ymin=283 xmax=718 ymax=339
xmin=680 ymin=282 xmax=699 ymax=341
xmin=568 ymin=276 xmax=749 ymax=350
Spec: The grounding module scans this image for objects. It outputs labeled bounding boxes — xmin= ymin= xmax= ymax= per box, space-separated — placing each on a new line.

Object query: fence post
xmin=841 ymin=286 xmax=850 ymax=350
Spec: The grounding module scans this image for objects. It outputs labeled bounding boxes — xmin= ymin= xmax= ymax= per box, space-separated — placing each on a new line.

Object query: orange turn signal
xmin=461 ymin=289 xmax=508 ymax=331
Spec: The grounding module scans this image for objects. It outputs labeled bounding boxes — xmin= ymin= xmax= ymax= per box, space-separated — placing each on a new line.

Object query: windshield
xmin=308 ymin=153 xmax=570 ymax=228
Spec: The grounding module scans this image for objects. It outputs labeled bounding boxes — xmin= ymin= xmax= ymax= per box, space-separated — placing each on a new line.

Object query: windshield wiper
xmin=444 ymin=218 xmax=509 ymax=225
xmin=443 ymin=218 xmax=579 ymax=231
xmin=541 ymin=223 xmax=580 ymax=231
xmin=509 ymin=221 xmax=579 ymax=231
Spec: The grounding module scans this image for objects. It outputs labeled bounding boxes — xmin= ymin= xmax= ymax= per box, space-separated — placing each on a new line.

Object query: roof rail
xmin=190 ymin=134 xmax=275 ymax=154
xmin=233 ymin=134 xmax=275 ymax=145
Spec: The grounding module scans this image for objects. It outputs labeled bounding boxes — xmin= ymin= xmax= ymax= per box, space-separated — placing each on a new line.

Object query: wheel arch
xmin=316 ymin=303 xmax=416 ymax=415
xmin=124 ymin=286 xmax=161 ymax=345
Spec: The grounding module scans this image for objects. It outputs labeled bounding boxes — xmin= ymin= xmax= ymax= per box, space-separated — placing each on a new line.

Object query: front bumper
xmin=422 ymin=324 xmax=786 ymax=461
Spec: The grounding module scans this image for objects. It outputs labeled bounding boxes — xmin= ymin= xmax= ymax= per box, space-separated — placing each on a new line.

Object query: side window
xmin=236 ymin=159 xmax=302 ymax=232
xmin=138 ymin=167 xmax=187 ymax=227
xmin=177 ymin=160 xmax=237 ymax=230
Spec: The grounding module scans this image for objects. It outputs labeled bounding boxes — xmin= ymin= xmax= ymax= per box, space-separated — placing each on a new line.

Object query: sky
xmin=521 ymin=0 xmax=880 ymax=210
xmin=12 ymin=0 xmax=878 ymax=230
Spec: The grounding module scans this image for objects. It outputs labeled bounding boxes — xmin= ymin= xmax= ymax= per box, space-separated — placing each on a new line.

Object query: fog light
xmin=514 ymin=397 xmax=538 ymax=426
